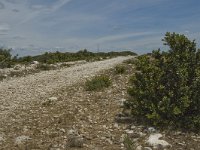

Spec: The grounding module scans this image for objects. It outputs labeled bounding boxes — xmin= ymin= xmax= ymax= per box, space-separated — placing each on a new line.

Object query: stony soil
xmin=0 ymin=56 xmax=200 ymax=150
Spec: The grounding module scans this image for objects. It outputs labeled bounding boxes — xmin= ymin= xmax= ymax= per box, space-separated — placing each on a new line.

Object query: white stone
xmin=0 ymin=135 xmax=4 ymax=142
xmin=144 ymin=147 xmax=152 ymax=150
xmin=48 ymin=97 xmax=58 ymax=101
xmin=14 ymin=65 xmax=21 ymax=70
xmin=42 ymin=97 xmax=58 ymax=105
xmin=15 ymin=135 xmax=31 ymax=144
xmin=136 ymin=145 xmax=142 ymax=150
xmin=32 ymin=61 xmax=39 ymax=65
xmin=139 ymin=132 xmax=146 ymax=137
xmin=119 ymin=98 xmax=126 ymax=106
xmin=125 ymin=129 xmax=134 ymax=134
xmin=147 ymin=133 xmax=171 ymax=149
xmin=105 ymin=138 xmax=113 ymax=144
xmin=114 ymin=123 xmax=119 ymax=128
xmin=3 ymin=74 xmax=7 ymax=77
xmin=101 ymin=137 xmax=106 ymax=140
xmin=148 ymin=127 xmax=156 ymax=133
xmin=131 ymin=125 xmax=136 ymax=129
xmin=67 ymin=129 xmax=76 ymax=135
xmin=60 ymin=128 xmax=65 ymax=133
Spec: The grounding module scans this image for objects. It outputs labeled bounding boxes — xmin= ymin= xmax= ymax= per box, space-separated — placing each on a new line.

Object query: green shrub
xmin=126 ymin=32 xmax=200 ymax=130
xmin=85 ymin=75 xmax=111 ymax=91
xmin=36 ymin=64 xmax=56 ymax=71
xmin=0 ymin=48 xmax=14 ymax=68
xmin=123 ymin=135 xmax=135 ymax=150
xmin=123 ymin=58 xmax=136 ymax=64
xmin=115 ymin=65 xmax=126 ymax=74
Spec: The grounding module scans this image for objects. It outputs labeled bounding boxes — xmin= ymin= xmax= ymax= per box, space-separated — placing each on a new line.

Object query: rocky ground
xmin=0 ymin=60 xmax=88 ymax=81
xmin=0 ymin=56 xmax=200 ymax=150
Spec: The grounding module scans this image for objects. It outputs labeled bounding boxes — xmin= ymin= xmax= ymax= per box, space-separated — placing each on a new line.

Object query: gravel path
xmin=0 ymin=56 xmax=133 ymax=122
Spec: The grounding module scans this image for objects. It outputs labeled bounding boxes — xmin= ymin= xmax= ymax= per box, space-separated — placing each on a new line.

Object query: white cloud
xmin=0 ymin=24 xmax=10 ymax=31
xmin=15 ymin=0 xmax=73 ymax=26
xmin=0 ymin=24 xmax=10 ymax=36
xmin=50 ymin=0 xmax=72 ymax=12
xmin=96 ymin=32 xmax=154 ymax=43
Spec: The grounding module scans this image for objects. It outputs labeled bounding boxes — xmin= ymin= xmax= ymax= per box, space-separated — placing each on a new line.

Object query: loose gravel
xmin=0 ymin=56 xmax=133 ymax=123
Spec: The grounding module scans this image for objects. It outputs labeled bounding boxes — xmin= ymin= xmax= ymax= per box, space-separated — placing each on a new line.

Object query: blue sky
xmin=0 ymin=0 xmax=200 ymax=56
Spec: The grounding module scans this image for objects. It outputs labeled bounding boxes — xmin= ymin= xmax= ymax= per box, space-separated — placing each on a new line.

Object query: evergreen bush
xmin=115 ymin=65 xmax=126 ymax=74
xmin=126 ymin=32 xmax=200 ymax=130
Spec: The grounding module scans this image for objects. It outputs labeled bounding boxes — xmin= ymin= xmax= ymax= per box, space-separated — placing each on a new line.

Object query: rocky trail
xmin=0 ymin=56 xmax=132 ymax=149
xmin=0 ymin=57 xmax=132 ymax=122
xmin=0 ymin=56 xmax=200 ymax=150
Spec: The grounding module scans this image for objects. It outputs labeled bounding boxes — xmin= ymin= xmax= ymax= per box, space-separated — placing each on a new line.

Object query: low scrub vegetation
xmin=123 ymin=58 xmax=136 ymax=64
xmin=126 ymin=32 xmax=200 ymax=131
xmin=115 ymin=65 xmax=126 ymax=74
xmin=0 ymin=48 xmax=17 ymax=69
xmin=0 ymin=48 xmax=137 ymax=69
xmin=36 ymin=64 xmax=56 ymax=71
xmin=85 ymin=75 xmax=111 ymax=91
xmin=18 ymin=49 xmax=136 ymax=64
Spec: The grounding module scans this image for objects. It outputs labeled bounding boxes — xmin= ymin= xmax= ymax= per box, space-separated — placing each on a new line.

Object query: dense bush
xmin=0 ymin=48 xmax=14 ymax=68
xmin=115 ymin=65 xmax=126 ymax=74
xmin=85 ymin=75 xmax=111 ymax=91
xmin=126 ymin=32 xmax=200 ymax=130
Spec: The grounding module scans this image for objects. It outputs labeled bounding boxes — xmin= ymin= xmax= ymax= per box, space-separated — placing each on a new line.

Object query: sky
xmin=0 ymin=0 xmax=200 ymax=56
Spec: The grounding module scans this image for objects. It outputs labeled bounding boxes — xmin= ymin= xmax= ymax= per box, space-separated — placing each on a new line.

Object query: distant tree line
xmin=0 ymin=48 xmax=137 ymax=68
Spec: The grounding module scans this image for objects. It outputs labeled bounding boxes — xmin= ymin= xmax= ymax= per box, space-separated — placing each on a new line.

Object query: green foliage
xmin=85 ymin=75 xmax=111 ymax=91
xmin=123 ymin=58 xmax=136 ymax=64
xmin=36 ymin=64 xmax=56 ymax=71
xmin=127 ymin=32 xmax=200 ymax=130
xmin=115 ymin=65 xmax=126 ymax=74
xmin=17 ymin=50 xmax=137 ymax=65
xmin=123 ymin=135 xmax=135 ymax=150
xmin=0 ymin=48 xmax=13 ymax=68
xmin=0 ymin=45 xmax=138 ymax=69
xmin=0 ymin=48 xmax=137 ymax=69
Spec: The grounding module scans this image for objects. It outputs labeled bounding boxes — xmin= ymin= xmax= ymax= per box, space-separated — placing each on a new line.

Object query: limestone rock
xmin=136 ymin=145 xmax=142 ymax=150
xmin=42 ymin=97 xmax=58 ymax=106
xmin=0 ymin=134 xmax=4 ymax=143
xmin=148 ymin=127 xmax=156 ymax=133
xmin=15 ymin=135 xmax=31 ymax=145
xmin=144 ymin=147 xmax=153 ymax=150
xmin=147 ymin=133 xmax=171 ymax=149
xmin=32 ymin=61 xmax=39 ymax=65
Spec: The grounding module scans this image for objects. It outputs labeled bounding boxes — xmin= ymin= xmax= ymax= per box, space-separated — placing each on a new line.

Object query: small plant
xmin=115 ymin=65 xmax=126 ymax=74
xmin=85 ymin=75 xmax=111 ymax=91
xmin=36 ymin=64 xmax=56 ymax=71
xmin=123 ymin=135 xmax=135 ymax=150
